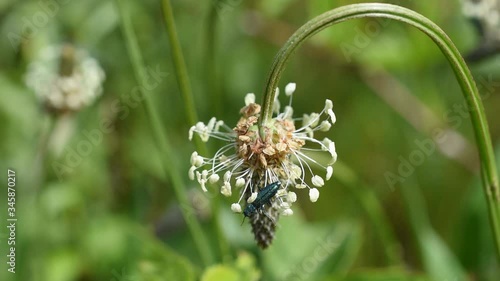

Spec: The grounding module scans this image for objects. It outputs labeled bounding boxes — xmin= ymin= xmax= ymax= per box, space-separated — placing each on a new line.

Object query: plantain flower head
xmin=188 ymin=83 xmax=337 ymax=219
xmin=25 ymin=44 xmax=105 ymax=113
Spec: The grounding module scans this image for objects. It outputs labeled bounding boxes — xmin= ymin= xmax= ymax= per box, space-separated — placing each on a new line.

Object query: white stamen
xmin=327 ymin=109 xmax=336 ymax=124
xmin=209 ymin=174 xmax=220 ymax=184
xmin=190 ymin=151 xmax=203 ymax=167
xmin=283 ymin=106 xmax=293 ymax=119
xmin=328 ymin=142 xmax=337 ymax=163
xmin=303 ymin=112 xmax=320 ymax=128
xmin=200 ymin=180 xmax=207 ymax=192
xmin=312 ymin=175 xmax=324 ymax=187
xmin=319 ymin=120 xmax=331 ymax=132
xmin=201 ymin=170 xmax=208 ymax=180
xmin=190 ymin=151 xmax=198 ymax=165
xmin=247 ymin=192 xmax=258 ymax=203
xmin=324 ymin=99 xmax=333 ymax=111
xmin=276 ymin=189 xmax=287 ymax=197
xmin=273 ymin=99 xmax=281 ymax=114
xmin=309 ymin=188 xmax=320 ymax=202
xmin=322 ymin=138 xmax=333 ymax=151
xmin=207 ymin=117 xmax=216 ymax=132
xmin=288 ymin=191 xmax=297 ymax=203
xmin=285 ymin=83 xmax=296 ymax=96
xmin=224 ymin=171 xmax=232 ymax=182
xmin=305 ymin=127 xmax=314 ymax=138
xmin=219 ymin=155 xmax=228 ymax=165
xmin=330 ymin=150 xmax=338 ymax=164
xmin=245 ymin=93 xmax=255 ymax=106
xmin=215 ymin=120 xmax=224 ymax=132
xmin=326 ymin=166 xmax=333 ymax=180
xmin=188 ymin=126 xmax=195 ymax=140
xmin=221 ymin=181 xmax=232 ymax=197
xmin=290 ymin=164 xmax=302 ymax=180
xmin=188 ymin=166 xmax=196 ymax=180
xmin=236 ymin=178 xmax=245 ymax=188
xmin=231 ymin=203 xmax=242 ymax=213
xmin=282 ymin=208 xmax=293 ymax=216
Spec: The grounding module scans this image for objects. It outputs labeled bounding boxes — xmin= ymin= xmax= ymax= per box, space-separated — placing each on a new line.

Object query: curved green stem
xmin=259 ymin=3 xmax=500 ymax=259
xmin=115 ymin=0 xmax=214 ymax=266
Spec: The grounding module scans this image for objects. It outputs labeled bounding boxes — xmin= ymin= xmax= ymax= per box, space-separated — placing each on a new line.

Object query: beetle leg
xmin=261 ymin=209 xmax=276 ymax=226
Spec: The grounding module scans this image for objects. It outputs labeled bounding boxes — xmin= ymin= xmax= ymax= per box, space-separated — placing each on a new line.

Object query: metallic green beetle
xmin=243 ymin=181 xmax=281 ymax=218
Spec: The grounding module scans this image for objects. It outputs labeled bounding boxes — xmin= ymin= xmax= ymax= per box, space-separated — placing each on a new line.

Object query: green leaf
xmin=80 ymin=218 xmax=196 ymax=281
xmin=233 ymin=251 xmax=261 ymax=281
xmin=201 ymin=252 xmax=260 ymax=281
xmin=418 ymin=229 xmax=467 ymax=281
xmin=262 ymin=214 xmax=362 ymax=280
xmin=402 ymin=182 xmax=467 ymax=281
xmin=76 ymin=1 xmax=119 ymax=46
xmin=128 ymin=226 xmax=197 ymax=281
xmin=44 ymin=250 xmax=81 ymax=281
xmin=202 ymin=265 xmax=240 ymax=281
xmin=321 ymin=268 xmax=432 ymax=281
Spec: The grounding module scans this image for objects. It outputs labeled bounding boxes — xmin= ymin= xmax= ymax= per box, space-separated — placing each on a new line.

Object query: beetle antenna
xmin=240 ymin=216 xmax=246 ymax=226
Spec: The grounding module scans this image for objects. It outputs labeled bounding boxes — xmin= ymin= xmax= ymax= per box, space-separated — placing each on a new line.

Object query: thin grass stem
xmin=115 ymin=0 xmax=214 ymax=266
xmin=161 ymin=0 xmax=231 ymax=262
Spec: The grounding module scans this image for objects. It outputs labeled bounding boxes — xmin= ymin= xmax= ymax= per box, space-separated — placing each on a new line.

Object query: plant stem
xmin=161 ymin=0 xmax=231 ymax=262
xmin=205 ymin=1 xmax=232 ymax=262
xmin=206 ymin=0 xmax=222 ymax=116
xmin=160 ymin=0 xmax=199 ymax=133
xmin=258 ymin=3 xmax=500 ymax=259
xmin=115 ymin=0 xmax=214 ymax=266
xmin=33 ymin=114 xmax=55 ymax=187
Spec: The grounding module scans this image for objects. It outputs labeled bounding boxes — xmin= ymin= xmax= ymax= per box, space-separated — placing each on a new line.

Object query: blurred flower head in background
xmin=25 ymin=44 xmax=106 ymax=113
xmin=188 ymin=83 xmax=338 ymax=217
xmin=462 ymin=0 xmax=500 ymax=42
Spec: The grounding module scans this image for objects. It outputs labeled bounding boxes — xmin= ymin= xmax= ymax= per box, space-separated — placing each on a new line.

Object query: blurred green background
xmin=1 ymin=0 xmax=500 ymax=280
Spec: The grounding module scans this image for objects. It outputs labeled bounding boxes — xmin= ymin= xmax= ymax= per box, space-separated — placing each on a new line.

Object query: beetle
xmin=241 ymin=181 xmax=281 ymax=224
